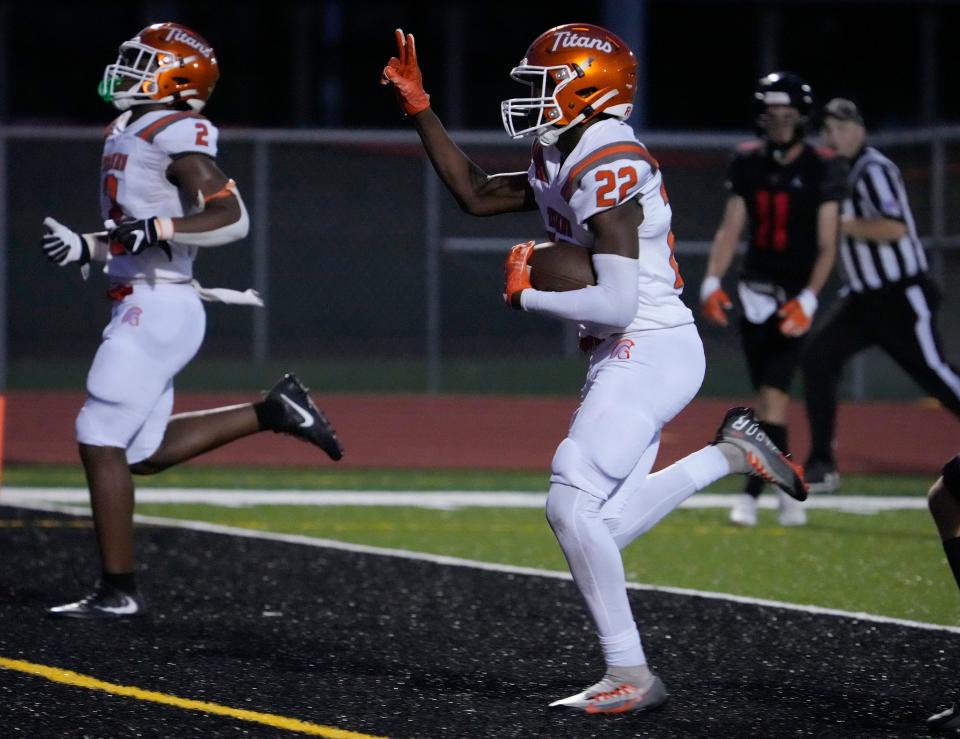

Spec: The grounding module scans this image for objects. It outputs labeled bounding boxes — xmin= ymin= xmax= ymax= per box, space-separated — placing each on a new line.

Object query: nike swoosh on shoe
xmin=98 ymin=598 xmax=140 ymax=615
xmin=279 ymin=393 xmax=315 ymax=428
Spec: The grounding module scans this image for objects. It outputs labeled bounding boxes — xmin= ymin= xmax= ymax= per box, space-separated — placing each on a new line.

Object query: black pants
xmin=741 ymin=315 xmax=807 ymax=392
xmin=803 ymin=278 xmax=960 ymax=464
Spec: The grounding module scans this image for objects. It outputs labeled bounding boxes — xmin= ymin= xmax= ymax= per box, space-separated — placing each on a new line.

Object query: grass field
xmin=5 ymin=464 xmax=955 ymax=627
xmin=2 ymin=464 xmax=934 ymax=494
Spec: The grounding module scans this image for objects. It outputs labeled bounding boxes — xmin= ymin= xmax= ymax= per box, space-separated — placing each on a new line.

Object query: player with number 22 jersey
xmin=526 ymin=120 xmax=691 ymax=333
xmin=384 ymin=22 xmax=805 ymax=715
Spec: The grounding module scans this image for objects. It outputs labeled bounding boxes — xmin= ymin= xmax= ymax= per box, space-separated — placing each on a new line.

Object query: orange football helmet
xmin=99 ymin=23 xmax=219 ymax=111
xmin=501 ymin=23 xmax=637 ymax=146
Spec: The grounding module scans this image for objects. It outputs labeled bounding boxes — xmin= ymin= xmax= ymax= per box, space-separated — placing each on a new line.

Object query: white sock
xmin=598 ymin=626 xmax=646 ymax=668
xmin=605 ymin=663 xmax=654 ymax=689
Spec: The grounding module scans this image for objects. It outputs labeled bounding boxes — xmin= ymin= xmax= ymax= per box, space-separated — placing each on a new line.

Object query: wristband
xmin=155 ymin=217 xmax=175 ymax=241
xmin=797 ymin=288 xmax=818 ymax=317
xmin=700 ymin=275 xmax=721 ymax=303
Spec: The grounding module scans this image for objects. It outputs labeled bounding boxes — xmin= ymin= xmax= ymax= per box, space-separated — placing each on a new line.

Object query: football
xmin=527 ymin=241 xmax=596 ymax=292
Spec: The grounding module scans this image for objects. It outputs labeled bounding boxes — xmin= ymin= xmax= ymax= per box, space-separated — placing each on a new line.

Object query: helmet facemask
xmin=501 ymin=63 xmax=573 ymax=143
xmin=502 ymin=62 xmax=626 ymax=147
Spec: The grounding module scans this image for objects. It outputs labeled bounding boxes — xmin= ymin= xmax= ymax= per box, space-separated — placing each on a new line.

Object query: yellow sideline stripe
xmin=0 ymin=657 xmax=387 ymax=739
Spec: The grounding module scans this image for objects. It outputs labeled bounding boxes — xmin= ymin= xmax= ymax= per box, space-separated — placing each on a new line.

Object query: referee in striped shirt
xmin=802 ymin=98 xmax=960 ymax=491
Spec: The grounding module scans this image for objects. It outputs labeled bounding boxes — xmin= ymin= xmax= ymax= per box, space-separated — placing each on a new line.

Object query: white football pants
xmin=76 ymin=283 xmax=206 ymax=464
xmin=545 ymin=323 xmax=731 ymax=667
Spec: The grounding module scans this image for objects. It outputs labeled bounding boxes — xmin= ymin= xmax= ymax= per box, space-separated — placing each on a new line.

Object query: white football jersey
xmin=99 ymin=109 xmax=219 ymax=281
xmin=527 ymin=119 xmax=692 ymax=332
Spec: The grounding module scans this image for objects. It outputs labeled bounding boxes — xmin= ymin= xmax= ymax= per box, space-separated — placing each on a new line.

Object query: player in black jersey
xmin=701 ymin=72 xmax=847 ymax=527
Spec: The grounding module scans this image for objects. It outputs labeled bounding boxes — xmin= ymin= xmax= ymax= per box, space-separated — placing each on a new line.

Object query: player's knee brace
xmin=545 ymin=481 xmax=605 ymax=543
xmin=545 ymin=483 xmax=577 ymax=538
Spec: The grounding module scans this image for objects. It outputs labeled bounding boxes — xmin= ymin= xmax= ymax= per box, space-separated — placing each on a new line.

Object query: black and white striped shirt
xmin=839 ymin=146 xmax=928 ymax=292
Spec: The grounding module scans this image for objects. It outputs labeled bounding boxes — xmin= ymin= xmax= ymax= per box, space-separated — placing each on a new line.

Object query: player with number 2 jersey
xmin=40 ymin=23 xmax=342 ymax=621
xmin=384 ymin=22 xmax=805 ymax=715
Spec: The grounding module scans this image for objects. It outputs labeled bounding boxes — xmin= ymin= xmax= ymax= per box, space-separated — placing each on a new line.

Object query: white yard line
xmin=0 ymin=487 xmax=931 ymax=512
xmin=5 ymin=494 xmax=959 ymax=636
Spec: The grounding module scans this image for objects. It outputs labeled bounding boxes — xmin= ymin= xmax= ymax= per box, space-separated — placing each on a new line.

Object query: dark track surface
xmin=0 ymin=504 xmax=956 ymax=738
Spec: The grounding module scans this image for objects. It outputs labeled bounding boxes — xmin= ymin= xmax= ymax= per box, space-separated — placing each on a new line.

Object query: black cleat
xmin=928 ymin=701 xmax=960 ymax=731
xmin=264 ymin=373 xmax=343 ymax=461
xmin=804 ymin=459 xmax=840 ymax=494
xmin=712 ymin=407 xmax=808 ymax=502
xmin=47 ymin=581 xmax=146 ymax=620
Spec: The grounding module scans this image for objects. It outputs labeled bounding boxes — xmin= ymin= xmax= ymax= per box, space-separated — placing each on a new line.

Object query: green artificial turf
xmin=6 ymin=463 xmax=952 ymax=626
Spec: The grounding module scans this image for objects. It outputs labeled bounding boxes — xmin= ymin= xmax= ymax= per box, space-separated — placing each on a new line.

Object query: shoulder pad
xmin=146 ymin=113 xmax=218 ymax=158
xmin=561 ymin=141 xmax=658 ymax=201
xmin=136 ymin=111 xmax=208 ymax=143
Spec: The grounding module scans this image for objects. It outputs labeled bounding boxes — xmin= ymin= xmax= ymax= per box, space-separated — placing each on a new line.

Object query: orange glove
xmin=778 ymin=289 xmax=818 ymax=337
xmin=503 ymin=240 xmax=535 ymax=309
xmin=700 ymin=276 xmax=732 ymax=327
xmin=380 ymin=28 xmax=430 ymax=116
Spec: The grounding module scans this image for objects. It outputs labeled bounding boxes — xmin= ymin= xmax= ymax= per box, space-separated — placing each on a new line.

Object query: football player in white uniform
xmin=41 ymin=23 xmax=343 ymax=619
xmin=384 ymin=23 xmax=806 ymax=713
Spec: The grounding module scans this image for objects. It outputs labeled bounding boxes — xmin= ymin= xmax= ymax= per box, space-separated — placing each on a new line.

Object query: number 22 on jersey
xmin=593 ymin=168 xmax=683 ymax=289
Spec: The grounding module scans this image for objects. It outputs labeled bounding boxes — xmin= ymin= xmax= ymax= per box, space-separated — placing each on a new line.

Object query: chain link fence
xmin=3 ymin=126 xmax=958 ymax=397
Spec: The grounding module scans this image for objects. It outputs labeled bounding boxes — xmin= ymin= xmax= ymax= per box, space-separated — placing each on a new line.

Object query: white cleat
xmin=729 ymin=493 xmax=758 ymax=527
xmin=777 ymin=490 xmax=807 ymax=526
xmin=549 ymin=674 xmax=669 ymax=715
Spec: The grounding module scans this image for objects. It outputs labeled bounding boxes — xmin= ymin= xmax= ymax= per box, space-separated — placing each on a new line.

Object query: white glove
xmin=41 ymin=217 xmax=90 ymax=266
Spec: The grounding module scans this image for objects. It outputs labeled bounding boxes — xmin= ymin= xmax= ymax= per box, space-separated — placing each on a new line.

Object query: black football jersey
xmin=727 ymin=141 xmax=848 ymax=295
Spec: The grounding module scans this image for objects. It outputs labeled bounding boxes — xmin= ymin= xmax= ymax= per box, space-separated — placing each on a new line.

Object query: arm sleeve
xmin=859 ymin=162 xmax=906 ymax=220
xmin=152 ymin=115 xmax=219 ymax=159
xmin=520 ymin=253 xmax=639 ymax=328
